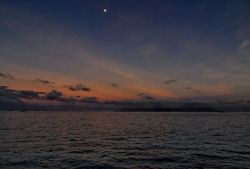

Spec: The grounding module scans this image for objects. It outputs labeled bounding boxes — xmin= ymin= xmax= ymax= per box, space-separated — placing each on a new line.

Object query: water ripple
xmin=0 ymin=111 xmax=250 ymax=168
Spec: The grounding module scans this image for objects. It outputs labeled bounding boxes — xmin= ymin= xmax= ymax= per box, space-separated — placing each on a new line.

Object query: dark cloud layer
xmin=46 ymin=90 xmax=63 ymax=100
xmin=0 ymin=86 xmax=20 ymax=101
xmin=81 ymin=97 xmax=99 ymax=103
xmin=0 ymin=86 xmax=100 ymax=106
xmin=19 ymin=91 xmax=41 ymax=99
xmin=0 ymin=86 xmax=65 ymax=103
xmin=1 ymin=86 xmax=250 ymax=112
xmin=0 ymin=86 xmax=102 ymax=111
xmin=137 ymin=93 xmax=154 ymax=100
xmin=0 ymin=86 xmax=42 ymax=101
xmin=64 ymin=84 xmax=91 ymax=92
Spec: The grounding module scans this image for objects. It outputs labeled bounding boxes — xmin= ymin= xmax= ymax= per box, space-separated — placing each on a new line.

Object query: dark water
xmin=0 ymin=111 xmax=250 ymax=169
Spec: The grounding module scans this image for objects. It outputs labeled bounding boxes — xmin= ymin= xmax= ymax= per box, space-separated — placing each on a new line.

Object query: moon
xmin=103 ymin=9 xmax=107 ymax=13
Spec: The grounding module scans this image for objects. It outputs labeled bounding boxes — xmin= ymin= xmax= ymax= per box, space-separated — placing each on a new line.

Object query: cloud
xmin=0 ymin=72 xmax=55 ymax=87
xmin=0 ymin=86 xmax=8 ymax=90
xmin=0 ymin=72 xmax=15 ymax=80
xmin=0 ymin=86 xmax=92 ymax=103
xmin=239 ymin=40 xmax=249 ymax=50
xmin=0 ymin=86 xmax=106 ymax=111
xmin=46 ymin=90 xmax=63 ymax=100
xmin=19 ymin=90 xmax=41 ymax=99
xmin=142 ymin=96 xmax=154 ymax=100
xmin=137 ymin=93 xmax=154 ymax=100
xmin=35 ymin=78 xmax=54 ymax=85
xmin=0 ymin=86 xmax=20 ymax=101
xmin=0 ymin=86 xmax=63 ymax=102
xmin=64 ymin=84 xmax=91 ymax=92
xmin=164 ymin=80 xmax=177 ymax=85
xmin=111 ymin=83 xmax=119 ymax=87
xmin=0 ymin=86 xmax=44 ymax=101
xmin=81 ymin=97 xmax=99 ymax=104
xmin=0 ymin=96 xmax=23 ymax=110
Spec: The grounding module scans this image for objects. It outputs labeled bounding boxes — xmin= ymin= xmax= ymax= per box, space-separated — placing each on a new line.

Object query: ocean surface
xmin=0 ymin=111 xmax=250 ymax=169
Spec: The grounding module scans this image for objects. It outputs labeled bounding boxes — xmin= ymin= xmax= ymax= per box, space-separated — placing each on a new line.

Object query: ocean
xmin=0 ymin=111 xmax=250 ymax=169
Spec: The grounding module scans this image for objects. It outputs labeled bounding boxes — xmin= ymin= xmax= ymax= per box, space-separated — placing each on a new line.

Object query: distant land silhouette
xmin=119 ymin=107 xmax=225 ymax=113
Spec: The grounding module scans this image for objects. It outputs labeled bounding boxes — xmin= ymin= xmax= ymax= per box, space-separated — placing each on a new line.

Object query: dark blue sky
xmin=0 ymin=0 xmax=250 ymax=103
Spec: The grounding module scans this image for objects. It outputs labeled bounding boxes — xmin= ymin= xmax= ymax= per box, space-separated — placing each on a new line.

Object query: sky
xmin=0 ymin=0 xmax=250 ymax=109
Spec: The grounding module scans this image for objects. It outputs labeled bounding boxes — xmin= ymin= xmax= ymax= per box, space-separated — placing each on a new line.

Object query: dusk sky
xmin=1 ymin=0 xmax=250 ymax=108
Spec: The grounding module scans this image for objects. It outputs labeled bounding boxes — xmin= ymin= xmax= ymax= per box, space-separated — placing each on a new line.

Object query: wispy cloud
xmin=164 ymin=80 xmax=177 ymax=85
xmin=111 ymin=83 xmax=119 ymax=87
xmin=0 ymin=72 xmax=15 ymax=80
xmin=239 ymin=40 xmax=249 ymax=50
xmin=35 ymin=79 xmax=54 ymax=86
xmin=0 ymin=71 xmax=56 ymax=88
xmin=64 ymin=84 xmax=91 ymax=92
